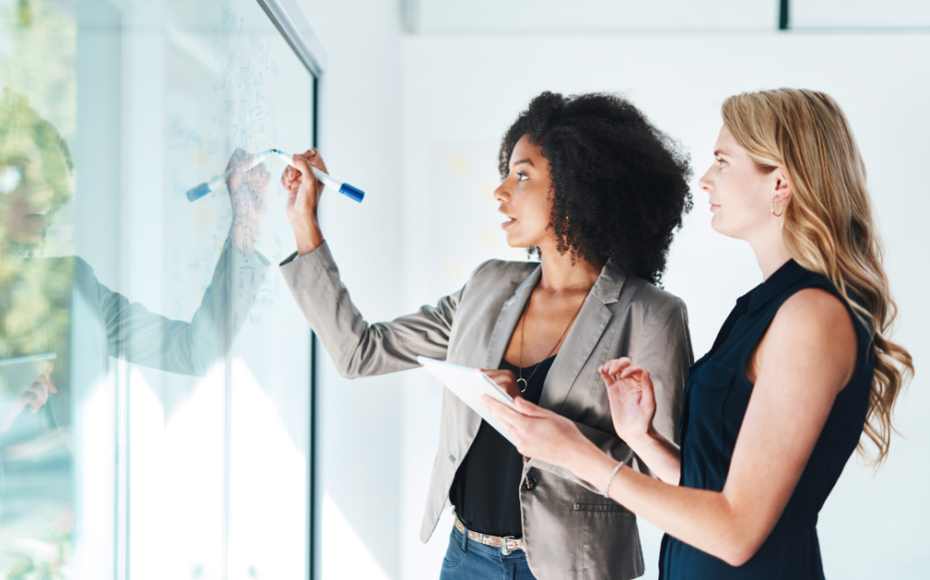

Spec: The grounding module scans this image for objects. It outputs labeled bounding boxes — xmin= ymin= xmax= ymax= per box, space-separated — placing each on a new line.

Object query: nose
xmin=493 ymin=181 xmax=509 ymax=203
xmin=31 ymin=182 xmax=55 ymax=202
xmin=698 ymin=165 xmax=715 ymax=193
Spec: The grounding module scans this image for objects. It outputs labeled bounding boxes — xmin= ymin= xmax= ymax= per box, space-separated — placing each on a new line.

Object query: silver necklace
xmin=516 ymin=294 xmax=586 ymax=392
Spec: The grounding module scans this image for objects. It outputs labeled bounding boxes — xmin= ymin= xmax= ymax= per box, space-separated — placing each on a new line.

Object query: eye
xmin=0 ymin=165 xmax=25 ymax=195
xmin=716 ymin=158 xmax=727 ymax=169
xmin=517 ymin=172 xmax=528 ymax=182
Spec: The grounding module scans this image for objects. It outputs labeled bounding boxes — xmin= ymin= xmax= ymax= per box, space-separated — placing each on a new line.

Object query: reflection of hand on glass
xmin=1 ymin=90 xmax=270 ymax=397
xmin=0 ymin=364 xmax=56 ymax=432
xmin=227 ymin=148 xmax=270 ymax=255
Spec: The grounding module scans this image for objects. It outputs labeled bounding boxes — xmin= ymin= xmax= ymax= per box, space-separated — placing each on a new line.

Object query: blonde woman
xmin=484 ymin=88 xmax=914 ymax=579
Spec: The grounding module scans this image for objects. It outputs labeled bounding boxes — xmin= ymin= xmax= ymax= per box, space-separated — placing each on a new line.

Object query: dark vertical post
xmin=308 ymin=74 xmax=319 ymax=580
xmin=779 ymin=0 xmax=790 ymax=30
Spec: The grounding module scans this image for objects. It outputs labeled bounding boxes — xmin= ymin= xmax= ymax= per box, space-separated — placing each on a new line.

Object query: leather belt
xmin=454 ymin=514 xmax=524 ymax=556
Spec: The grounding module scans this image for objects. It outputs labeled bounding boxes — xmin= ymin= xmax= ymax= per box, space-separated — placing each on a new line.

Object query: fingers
xmin=24 ymin=381 xmax=49 ymax=412
xmin=482 ymin=394 xmax=524 ymax=428
xmin=226 ymin=147 xmax=247 ymax=171
xmin=281 ymin=166 xmax=299 ymax=191
xmin=295 ymin=148 xmax=328 ymax=173
xmin=598 ymin=357 xmax=630 ymax=380
xmin=39 ymin=370 xmax=57 ymax=395
xmin=478 ymin=368 xmax=521 ymax=400
xmin=291 ymin=154 xmax=314 ymax=180
xmin=598 ymin=358 xmax=650 ymax=383
xmin=513 ymin=396 xmax=550 ymax=418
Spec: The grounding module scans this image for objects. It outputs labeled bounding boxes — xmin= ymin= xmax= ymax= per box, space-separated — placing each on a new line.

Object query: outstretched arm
xmin=97 ymin=149 xmax=271 ymax=376
xmin=485 ymin=288 xmax=856 ymax=565
xmin=278 ymin=148 xmax=469 ymax=378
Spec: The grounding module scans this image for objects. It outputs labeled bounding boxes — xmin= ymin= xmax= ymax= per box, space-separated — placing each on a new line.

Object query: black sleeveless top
xmin=660 ymin=260 xmax=875 ymax=579
xmin=449 ymin=355 xmax=555 ymax=537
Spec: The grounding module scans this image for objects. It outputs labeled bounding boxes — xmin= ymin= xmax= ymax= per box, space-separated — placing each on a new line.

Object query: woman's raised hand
xmin=598 ymin=357 xmax=657 ymax=444
xmin=283 ymin=148 xmax=328 ymax=255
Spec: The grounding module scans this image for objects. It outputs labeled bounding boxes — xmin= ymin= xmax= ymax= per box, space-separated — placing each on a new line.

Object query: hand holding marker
xmin=186 ymin=149 xmax=364 ymax=203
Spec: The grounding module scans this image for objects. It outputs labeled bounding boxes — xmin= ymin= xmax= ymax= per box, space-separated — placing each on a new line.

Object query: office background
xmin=0 ymin=0 xmax=927 ymax=579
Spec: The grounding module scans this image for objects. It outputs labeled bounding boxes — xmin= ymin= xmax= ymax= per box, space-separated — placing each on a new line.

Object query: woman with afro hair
xmin=280 ymin=91 xmax=694 ymax=580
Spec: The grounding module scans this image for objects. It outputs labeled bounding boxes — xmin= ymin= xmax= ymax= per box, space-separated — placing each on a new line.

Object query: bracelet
xmin=602 ymin=462 xmax=624 ymax=497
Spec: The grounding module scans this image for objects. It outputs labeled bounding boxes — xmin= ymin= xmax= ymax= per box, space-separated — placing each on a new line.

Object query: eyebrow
xmin=513 ymin=159 xmax=534 ymax=167
xmin=713 ymin=150 xmax=729 ymax=158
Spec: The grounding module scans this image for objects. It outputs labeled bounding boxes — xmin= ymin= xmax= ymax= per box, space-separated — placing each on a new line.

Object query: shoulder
xmin=774 ymin=287 xmax=854 ymax=339
xmin=777 ymin=287 xmax=852 ymax=332
xmin=765 ymin=288 xmax=857 ymax=379
xmin=470 ymin=259 xmax=538 ymax=278
xmin=620 ymin=274 xmax=689 ymax=324
xmin=465 ymin=259 xmax=537 ymax=290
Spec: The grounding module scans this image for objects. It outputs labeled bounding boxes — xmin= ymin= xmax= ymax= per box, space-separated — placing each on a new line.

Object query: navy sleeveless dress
xmin=659 ymin=259 xmax=875 ymax=579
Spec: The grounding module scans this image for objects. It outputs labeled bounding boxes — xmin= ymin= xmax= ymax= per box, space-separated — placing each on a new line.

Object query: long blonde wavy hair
xmin=722 ymin=88 xmax=914 ymax=469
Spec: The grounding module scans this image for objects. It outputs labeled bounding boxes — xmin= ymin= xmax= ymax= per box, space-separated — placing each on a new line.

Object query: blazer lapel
xmin=539 ymin=262 xmax=627 ymax=413
xmin=484 ymin=264 xmax=541 ymax=369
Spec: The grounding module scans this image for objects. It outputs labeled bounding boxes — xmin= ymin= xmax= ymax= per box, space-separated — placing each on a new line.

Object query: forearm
xmin=527 ymin=420 xmax=632 ymax=492
xmin=279 ymin=242 xmax=460 ymax=378
xmin=290 ymin=213 xmax=324 ymax=257
xmin=569 ymin=441 xmax=759 ymax=567
xmin=626 ymin=425 xmax=681 ymax=484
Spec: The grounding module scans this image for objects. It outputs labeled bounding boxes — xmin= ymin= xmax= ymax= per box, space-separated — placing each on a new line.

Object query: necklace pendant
xmin=517 ymin=377 xmax=528 ymax=393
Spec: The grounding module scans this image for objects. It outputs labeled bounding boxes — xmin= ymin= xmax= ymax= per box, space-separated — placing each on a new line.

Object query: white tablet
xmin=417 ymin=356 xmax=519 ymax=445
xmin=0 ymin=353 xmax=57 ymax=399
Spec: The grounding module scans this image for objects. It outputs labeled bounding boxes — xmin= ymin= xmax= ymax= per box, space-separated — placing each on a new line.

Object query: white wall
xmin=291 ymin=1 xmax=406 ymax=579
xmin=400 ymin=32 xmax=930 ymax=580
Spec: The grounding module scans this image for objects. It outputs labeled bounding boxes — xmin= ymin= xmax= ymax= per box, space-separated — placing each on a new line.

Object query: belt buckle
xmin=500 ymin=536 xmax=515 ymax=556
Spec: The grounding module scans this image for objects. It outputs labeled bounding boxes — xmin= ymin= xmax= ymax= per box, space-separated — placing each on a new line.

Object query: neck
xmin=748 ymin=230 xmax=792 ymax=281
xmin=536 ymin=243 xmax=602 ymax=294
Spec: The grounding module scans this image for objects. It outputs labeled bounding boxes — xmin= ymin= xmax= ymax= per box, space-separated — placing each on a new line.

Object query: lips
xmin=501 ymin=217 xmax=516 ymax=229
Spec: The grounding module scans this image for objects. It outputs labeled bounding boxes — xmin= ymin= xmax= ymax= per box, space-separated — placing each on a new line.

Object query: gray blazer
xmin=281 ymin=242 xmax=692 ymax=580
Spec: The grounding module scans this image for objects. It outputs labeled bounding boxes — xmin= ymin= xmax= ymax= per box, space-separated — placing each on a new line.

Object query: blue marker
xmin=186 ymin=148 xmax=365 ymax=203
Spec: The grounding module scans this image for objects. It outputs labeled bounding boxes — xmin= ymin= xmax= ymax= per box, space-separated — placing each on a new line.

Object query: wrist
xmin=228 ymin=225 xmax=255 ymax=255
xmin=289 ymin=213 xmax=323 ymax=256
xmin=567 ymin=437 xmax=612 ymax=485
xmin=624 ymin=424 xmax=660 ymax=453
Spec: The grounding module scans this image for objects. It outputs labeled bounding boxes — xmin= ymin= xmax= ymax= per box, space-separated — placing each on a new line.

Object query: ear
xmin=773 ymin=167 xmax=792 ymax=204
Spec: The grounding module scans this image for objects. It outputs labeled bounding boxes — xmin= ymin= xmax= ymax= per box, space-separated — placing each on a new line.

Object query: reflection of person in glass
xmin=0 ymin=89 xmax=270 ymax=556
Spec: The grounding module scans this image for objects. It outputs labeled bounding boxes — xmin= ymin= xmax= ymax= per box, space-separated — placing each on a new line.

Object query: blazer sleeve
xmin=279 ymin=241 xmax=463 ymax=378
xmin=526 ymin=294 xmax=692 ymax=491
xmin=631 ymin=295 xmax=691 ymax=447
xmin=93 ymin=239 xmax=271 ymax=376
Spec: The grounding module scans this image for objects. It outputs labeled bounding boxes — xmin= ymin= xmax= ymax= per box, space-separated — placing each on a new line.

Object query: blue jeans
xmin=439 ymin=524 xmax=538 ymax=580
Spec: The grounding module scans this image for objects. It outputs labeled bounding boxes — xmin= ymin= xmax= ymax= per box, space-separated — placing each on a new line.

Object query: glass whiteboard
xmin=0 ymin=0 xmax=316 ymax=578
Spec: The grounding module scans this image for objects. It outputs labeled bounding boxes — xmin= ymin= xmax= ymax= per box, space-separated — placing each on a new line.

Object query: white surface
xmin=291 ymin=0 xmax=408 ymax=578
xmin=415 ymin=0 xmax=778 ymax=33
xmin=793 ymin=0 xmax=930 ymax=28
xmin=417 ymin=356 xmax=517 ymax=444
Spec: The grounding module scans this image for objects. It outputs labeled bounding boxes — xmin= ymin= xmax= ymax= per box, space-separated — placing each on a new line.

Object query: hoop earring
xmin=771 ymin=196 xmax=784 ymax=218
